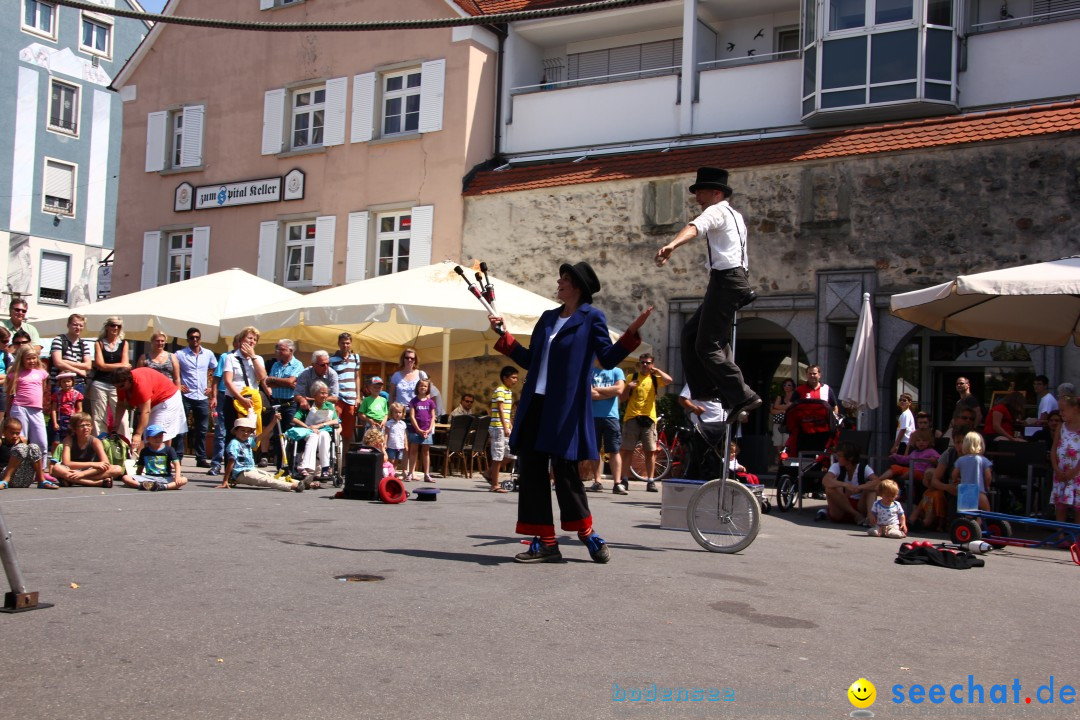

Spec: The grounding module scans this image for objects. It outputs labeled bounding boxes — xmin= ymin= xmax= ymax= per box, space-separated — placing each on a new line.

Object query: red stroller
xmin=776 ymin=399 xmax=840 ymax=512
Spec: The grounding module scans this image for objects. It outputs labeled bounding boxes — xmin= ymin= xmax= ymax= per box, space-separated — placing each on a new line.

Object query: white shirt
xmin=225 ymin=353 xmax=263 ymax=398
xmin=871 ymin=498 xmax=905 ymax=527
xmin=1026 ymin=392 xmax=1061 ymax=437
xmin=828 ymin=461 xmax=876 ymax=499
xmin=897 ymin=408 xmax=915 ymax=443
xmin=689 ymin=200 xmax=747 ymax=272
xmin=680 ymin=385 xmax=727 ymax=424
xmin=534 ymin=316 xmax=568 ymax=396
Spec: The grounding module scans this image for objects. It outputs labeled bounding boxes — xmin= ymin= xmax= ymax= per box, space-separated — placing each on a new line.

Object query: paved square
xmin=1 ymin=466 xmax=1075 ymax=720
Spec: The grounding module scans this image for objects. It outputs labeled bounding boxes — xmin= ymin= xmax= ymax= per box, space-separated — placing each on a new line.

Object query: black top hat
xmin=559 ymin=261 xmax=601 ymax=304
xmin=688 ymin=167 xmax=733 ymax=197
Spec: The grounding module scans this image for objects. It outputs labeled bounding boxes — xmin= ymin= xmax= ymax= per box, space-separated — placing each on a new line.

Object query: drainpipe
xmin=680 ymin=0 xmax=698 ymax=136
xmin=492 ymin=22 xmax=508 ymax=161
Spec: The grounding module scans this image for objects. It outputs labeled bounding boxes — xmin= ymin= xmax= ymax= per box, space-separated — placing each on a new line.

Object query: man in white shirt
xmin=655 ymin=167 xmax=760 ymax=424
xmin=1025 ymin=375 xmax=1059 ymax=436
xmin=677 ymin=384 xmax=728 ymax=479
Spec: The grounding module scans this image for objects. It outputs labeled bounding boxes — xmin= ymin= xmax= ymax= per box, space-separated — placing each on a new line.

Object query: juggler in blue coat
xmin=491 ymin=261 xmax=649 ymax=563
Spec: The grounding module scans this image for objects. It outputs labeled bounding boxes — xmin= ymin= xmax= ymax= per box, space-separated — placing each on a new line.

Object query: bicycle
xmin=628 ymin=419 xmax=690 ymax=481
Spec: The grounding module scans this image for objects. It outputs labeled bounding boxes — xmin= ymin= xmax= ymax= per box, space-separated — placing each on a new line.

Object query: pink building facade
xmin=112 ymin=0 xmax=497 ymax=295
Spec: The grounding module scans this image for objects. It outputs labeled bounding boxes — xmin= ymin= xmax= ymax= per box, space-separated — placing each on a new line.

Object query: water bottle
xmin=965 ymin=541 xmax=991 ymax=554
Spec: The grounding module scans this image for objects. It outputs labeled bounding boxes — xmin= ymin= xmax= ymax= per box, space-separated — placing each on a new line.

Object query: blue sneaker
xmin=582 ymin=533 xmax=610 ymax=564
xmin=207 ymin=463 xmax=221 ymax=476
xmin=514 ymin=537 xmax=562 ymax=563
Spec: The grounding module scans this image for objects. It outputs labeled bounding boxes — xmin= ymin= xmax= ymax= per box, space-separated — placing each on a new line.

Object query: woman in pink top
xmin=5 ymin=345 xmax=50 ymax=458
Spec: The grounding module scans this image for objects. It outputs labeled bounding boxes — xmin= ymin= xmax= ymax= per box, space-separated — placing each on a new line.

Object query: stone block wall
xmin=462 ymin=136 xmax=1080 ymax=366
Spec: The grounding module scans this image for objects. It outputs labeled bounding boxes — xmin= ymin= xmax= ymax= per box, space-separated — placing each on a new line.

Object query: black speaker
xmin=344 ymin=447 xmax=382 ymax=500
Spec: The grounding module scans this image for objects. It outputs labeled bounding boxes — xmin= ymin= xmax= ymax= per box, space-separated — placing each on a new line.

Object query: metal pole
xmin=0 ymin=504 xmax=49 ymax=612
xmin=720 ymin=310 xmax=740 ymax=478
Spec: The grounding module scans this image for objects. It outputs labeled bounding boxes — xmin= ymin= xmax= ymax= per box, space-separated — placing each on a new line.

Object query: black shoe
xmin=646 ymin=481 xmax=658 ymax=493
xmin=195 ymin=459 xmax=212 ymax=468
xmin=514 ymin=537 xmax=562 ymax=563
xmin=582 ymin=533 xmax=610 ymax=564
xmin=726 ymin=395 xmax=762 ymax=424
xmin=737 ymin=289 xmax=758 ymax=309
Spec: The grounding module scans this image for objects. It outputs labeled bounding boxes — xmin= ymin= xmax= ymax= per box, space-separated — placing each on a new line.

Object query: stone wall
xmin=462 ymin=136 xmax=1080 ymax=368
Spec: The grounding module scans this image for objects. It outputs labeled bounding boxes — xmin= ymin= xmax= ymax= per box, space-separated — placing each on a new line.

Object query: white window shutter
xmin=257 ymin=221 xmax=279 ymax=281
xmin=261 ymin=88 xmax=286 ymax=155
xmin=260 ymin=0 xmax=274 ymax=10
xmin=345 ymin=211 xmax=369 ymax=284
xmin=145 ymin=111 xmax=167 ymax=172
xmin=141 ymin=231 xmax=162 ymax=289
xmin=191 ymin=226 xmax=211 ymax=278
xmin=410 ymin=205 xmax=433 ymax=267
xmin=351 ymin=72 xmax=375 ymax=143
xmin=312 ymin=215 xmax=336 ymax=287
xmin=323 ymin=76 xmax=347 ymax=147
xmin=418 ymin=59 xmax=445 ymax=134
xmin=179 ymin=105 xmax=204 ymax=168
xmin=44 ymin=162 xmax=74 ymax=202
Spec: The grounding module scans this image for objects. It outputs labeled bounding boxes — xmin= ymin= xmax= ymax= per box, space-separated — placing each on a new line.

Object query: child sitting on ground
xmin=120 ymin=424 xmax=187 ymax=491
xmin=888 ymin=429 xmax=940 ymax=527
xmin=0 ymin=416 xmax=50 ymax=489
xmin=49 ymin=412 xmax=125 ymax=488
xmin=384 ymin=402 xmax=409 ymax=477
xmin=362 ymin=427 xmax=396 ymax=479
xmin=726 ymin=441 xmax=760 ymax=485
xmin=50 ymin=372 xmax=83 ymax=452
xmin=217 ymin=414 xmax=303 ymax=492
xmin=868 ymin=478 xmax=907 ymax=538
xmin=951 ymin=431 xmax=993 ymax=512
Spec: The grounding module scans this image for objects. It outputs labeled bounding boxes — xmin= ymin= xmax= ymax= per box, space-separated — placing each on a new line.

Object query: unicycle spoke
xmin=687 ymin=479 xmax=760 ymax=553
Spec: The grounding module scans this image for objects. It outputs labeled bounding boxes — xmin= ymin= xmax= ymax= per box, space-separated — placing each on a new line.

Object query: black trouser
xmin=175 ymin=396 xmax=210 ymax=461
xmin=681 ymin=267 xmax=755 ymax=406
xmin=270 ymin=398 xmax=297 ymax=469
xmin=685 ymin=422 xmax=727 ymax=480
xmin=513 ymin=396 xmax=592 ymax=537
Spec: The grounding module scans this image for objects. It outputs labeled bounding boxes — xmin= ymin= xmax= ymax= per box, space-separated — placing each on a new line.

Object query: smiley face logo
xmin=847 ymin=678 xmax=876 ymax=709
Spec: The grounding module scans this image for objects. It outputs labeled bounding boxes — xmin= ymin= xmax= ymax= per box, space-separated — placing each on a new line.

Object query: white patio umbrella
xmin=32 ymin=269 xmax=301 ymax=345
xmin=890 ymin=256 xmax=1080 ymax=346
xmin=839 ymin=292 xmax=880 ymax=417
xmin=220 ymin=261 xmax=649 ymax=397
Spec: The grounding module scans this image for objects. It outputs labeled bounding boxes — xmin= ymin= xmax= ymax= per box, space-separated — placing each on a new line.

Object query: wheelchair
xmin=284 ymin=426 xmax=344 ymax=488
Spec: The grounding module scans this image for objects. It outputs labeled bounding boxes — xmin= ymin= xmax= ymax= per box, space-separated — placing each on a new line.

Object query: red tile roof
xmin=453 ymin=0 xmax=585 ymax=15
xmin=464 ymin=100 xmax=1080 ymax=196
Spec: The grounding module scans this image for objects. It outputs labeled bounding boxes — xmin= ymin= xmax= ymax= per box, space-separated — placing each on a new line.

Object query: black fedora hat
xmin=559 ymin=261 xmax=601 ymax=304
xmin=688 ymin=167 xmax=733 ymax=197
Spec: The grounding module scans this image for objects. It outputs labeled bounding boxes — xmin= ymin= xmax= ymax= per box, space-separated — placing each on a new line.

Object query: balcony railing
xmin=698 ymin=49 xmax=800 ymax=71
xmin=970 ymin=7 xmax=1080 ymax=33
xmin=511 ymin=64 xmax=681 ymax=95
xmin=49 ymin=116 xmax=78 ymax=134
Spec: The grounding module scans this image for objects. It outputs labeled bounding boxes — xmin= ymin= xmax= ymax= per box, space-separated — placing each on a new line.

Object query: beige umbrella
xmin=219 ymin=260 xmax=649 ymax=396
xmin=890 ymin=256 xmax=1080 ymax=347
xmin=33 ymin=268 xmax=301 ymax=345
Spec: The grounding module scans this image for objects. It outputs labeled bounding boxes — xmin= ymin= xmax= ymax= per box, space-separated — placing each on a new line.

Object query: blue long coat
xmin=496 ymin=303 xmax=639 ymax=462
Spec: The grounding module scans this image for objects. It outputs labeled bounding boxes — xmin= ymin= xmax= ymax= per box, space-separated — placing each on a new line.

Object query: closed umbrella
xmin=889 ymin=256 xmax=1080 ymax=346
xmin=839 ymin=292 xmax=879 ymax=414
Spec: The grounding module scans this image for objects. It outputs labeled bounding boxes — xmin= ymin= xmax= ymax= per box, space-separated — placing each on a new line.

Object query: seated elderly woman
xmin=291 ymin=380 xmax=339 ymax=486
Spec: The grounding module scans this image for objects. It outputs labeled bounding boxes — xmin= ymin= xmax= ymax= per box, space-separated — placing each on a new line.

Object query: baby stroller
xmin=775 ymin=399 xmax=840 ymax=512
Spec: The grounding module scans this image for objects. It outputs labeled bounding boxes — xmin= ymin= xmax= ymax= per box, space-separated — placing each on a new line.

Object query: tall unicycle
xmin=687 ymin=477 xmax=760 ymax=553
xmin=684 ymin=291 xmax=761 ymax=553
